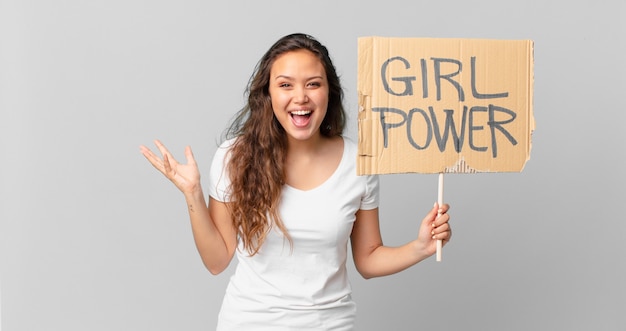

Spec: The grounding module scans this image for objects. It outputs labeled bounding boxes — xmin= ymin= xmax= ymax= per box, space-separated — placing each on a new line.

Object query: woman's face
xmin=268 ymin=49 xmax=329 ymax=143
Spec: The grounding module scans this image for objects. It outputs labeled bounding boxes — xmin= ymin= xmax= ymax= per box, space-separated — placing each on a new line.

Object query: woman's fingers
xmin=184 ymin=145 xmax=196 ymax=166
xmin=431 ymin=222 xmax=450 ymax=237
xmin=435 ymin=203 xmax=449 ymax=215
xmin=432 ymin=203 xmax=451 ymax=242
xmin=140 ymin=145 xmax=166 ymax=172
xmin=163 ymin=152 xmax=173 ymax=175
xmin=140 ymin=141 xmax=202 ymax=195
xmin=154 ymin=140 xmax=173 ymax=160
xmin=140 ymin=141 xmax=181 ymax=177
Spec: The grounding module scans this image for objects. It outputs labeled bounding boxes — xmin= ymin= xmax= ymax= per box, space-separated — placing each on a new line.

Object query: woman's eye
xmin=308 ymin=82 xmax=321 ymax=87
xmin=279 ymin=83 xmax=291 ymax=88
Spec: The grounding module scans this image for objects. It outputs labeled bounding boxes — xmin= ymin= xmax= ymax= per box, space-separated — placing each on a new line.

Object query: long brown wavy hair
xmin=223 ymin=33 xmax=346 ymax=255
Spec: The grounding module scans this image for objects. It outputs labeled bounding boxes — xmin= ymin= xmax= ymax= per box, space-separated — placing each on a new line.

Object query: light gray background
xmin=1 ymin=0 xmax=624 ymax=330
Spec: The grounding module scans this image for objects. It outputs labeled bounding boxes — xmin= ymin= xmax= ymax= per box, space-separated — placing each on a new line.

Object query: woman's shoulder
xmin=341 ymin=135 xmax=356 ymax=147
xmin=218 ymin=136 xmax=238 ymax=149
xmin=211 ymin=137 xmax=239 ymax=169
xmin=340 ymin=135 xmax=358 ymax=156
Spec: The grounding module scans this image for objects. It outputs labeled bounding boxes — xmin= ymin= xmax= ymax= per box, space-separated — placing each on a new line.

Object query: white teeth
xmin=291 ymin=110 xmax=311 ymax=116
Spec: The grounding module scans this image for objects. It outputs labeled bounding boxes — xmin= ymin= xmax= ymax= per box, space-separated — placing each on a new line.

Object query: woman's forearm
xmin=356 ymin=241 xmax=429 ymax=279
xmin=184 ymin=188 xmax=235 ymax=275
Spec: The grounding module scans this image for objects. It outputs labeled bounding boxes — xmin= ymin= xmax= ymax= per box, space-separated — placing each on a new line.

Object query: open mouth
xmin=289 ymin=110 xmax=312 ymax=127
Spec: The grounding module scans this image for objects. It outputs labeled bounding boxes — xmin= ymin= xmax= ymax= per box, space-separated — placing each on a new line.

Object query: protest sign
xmin=357 ymin=37 xmax=535 ymax=260
xmin=357 ymin=37 xmax=534 ymax=175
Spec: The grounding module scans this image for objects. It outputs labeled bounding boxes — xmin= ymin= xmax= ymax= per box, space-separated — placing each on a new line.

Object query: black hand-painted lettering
xmin=381 ymin=57 xmax=416 ymax=96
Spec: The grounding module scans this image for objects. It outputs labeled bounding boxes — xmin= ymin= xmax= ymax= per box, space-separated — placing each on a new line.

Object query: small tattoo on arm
xmin=188 ymin=204 xmax=194 ymax=212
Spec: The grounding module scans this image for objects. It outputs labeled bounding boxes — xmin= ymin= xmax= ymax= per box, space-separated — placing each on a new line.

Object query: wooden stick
xmin=436 ymin=172 xmax=444 ymax=262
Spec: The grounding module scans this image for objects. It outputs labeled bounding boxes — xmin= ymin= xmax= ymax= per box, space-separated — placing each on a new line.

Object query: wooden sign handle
xmin=436 ymin=173 xmax=444 ymax=262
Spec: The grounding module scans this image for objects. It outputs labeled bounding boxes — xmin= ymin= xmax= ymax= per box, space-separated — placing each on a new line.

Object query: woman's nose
xmin=294 ymin=87 xmax=309 ymax=104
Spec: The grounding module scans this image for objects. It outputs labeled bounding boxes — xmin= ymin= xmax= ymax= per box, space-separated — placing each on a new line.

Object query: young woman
xmin=140 ymin=33 xmax=451 ymax=330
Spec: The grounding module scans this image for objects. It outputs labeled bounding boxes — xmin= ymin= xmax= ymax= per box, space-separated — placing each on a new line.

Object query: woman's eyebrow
xmin=274 ymin=74 xmax=324 ymax=80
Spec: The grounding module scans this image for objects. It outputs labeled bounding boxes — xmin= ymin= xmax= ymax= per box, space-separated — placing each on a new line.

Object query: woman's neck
xmin=285 ymin=132 xmax=326 ymax=156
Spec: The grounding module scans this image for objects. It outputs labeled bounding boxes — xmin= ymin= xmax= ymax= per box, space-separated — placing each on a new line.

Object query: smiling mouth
xmin=290 ymin=110 xmax=312 ymax=117
xmin=289 ymin=110 xmax=312 ymax=127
